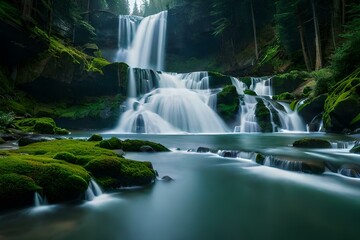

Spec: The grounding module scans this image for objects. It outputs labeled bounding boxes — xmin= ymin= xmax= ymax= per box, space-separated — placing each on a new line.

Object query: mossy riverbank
xmin=0 ymin=136 xmax=169 ymax=211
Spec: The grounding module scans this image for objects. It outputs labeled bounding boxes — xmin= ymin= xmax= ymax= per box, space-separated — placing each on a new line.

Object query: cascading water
xmin=112 ymin=70 xmax=228 ymax=133
xmin=127 ymin=11 xmax=168 ymax=70
xmin=115 ymin=15 xmax=142 ymax=62
xmin=34 ymin=192 xmax=47 ymax=207
xmin=85 ymin=179 xmax=103 ymax=201
xmin=232 ymin=77 xmax=306 ymax=132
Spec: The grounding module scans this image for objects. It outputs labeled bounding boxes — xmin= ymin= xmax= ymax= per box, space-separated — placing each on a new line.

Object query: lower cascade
xmin=111 ymin=69 xmax=306 ymax=134
xmin=85 ymin=179 xmax=103 ymax=201
xmin=112 ymin=70 xmax=228 ymax=133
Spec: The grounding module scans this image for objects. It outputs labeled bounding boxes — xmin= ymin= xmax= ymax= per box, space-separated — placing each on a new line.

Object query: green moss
xmin=238 ymin=77 xmax=252 ymax=88
xmin=289 ymin=100 xmax=298 ymax=111
xmin=272 ymin=92 xmax=294 ymax=101
xmin=255 ymin=101 xmax=272 ymax=132
xmin=121 ymin=139 xmax=169 ymax=152
xmin=244 ymin=89 xmax=257 ymax=96
xmin=323 ymin=69 xmax=360 ymax=132
xmin=0 ymin=154 xmax=90 ymax=204
xmin=350 ymin=145 xmax=360 ymax=154
xmin=13 ymin=117 xmax=69 ymax=135
xmin=216 ymin=85 xmax=239 ymax=121
xmin=99 ymin=137 xmax=123 ymax=150
xmin=293 ymin=138 xmax=332 ymax=148
xmin=88 ymin=134 xmax=103 ymax=142
xmin=53 ymin=152 xmax=78 ymax=164
xmin=0 ymin=173 xmax=41 ymax=210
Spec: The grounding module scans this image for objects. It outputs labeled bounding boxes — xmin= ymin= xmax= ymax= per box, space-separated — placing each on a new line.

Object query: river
xmin=0 ymin=133 xmax=359 ymax=240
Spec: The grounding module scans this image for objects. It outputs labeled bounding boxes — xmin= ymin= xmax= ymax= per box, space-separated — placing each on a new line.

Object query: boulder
xmin=18 ymin=136 xmax=50 ymax=147
xmin=297 ymin=94 xmax=327 ymax=124
xmin=197 ymin=147 xmax=211 ymax=153
xmin=293 ymin=138 xmax=332 ymax=148
xmin=140 ymin=145 xmax=155 ymax=153
xmin=323 ymin=69 xmax=360 ymax=133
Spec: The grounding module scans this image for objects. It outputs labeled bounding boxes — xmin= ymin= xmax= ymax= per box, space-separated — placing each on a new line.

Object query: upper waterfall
xmin=114 ymin=11 xmax=168 ymax=71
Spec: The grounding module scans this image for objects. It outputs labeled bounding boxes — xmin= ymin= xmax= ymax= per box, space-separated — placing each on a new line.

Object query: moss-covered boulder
xmin=244 ymin=89 xmax=257 ymax=96
xmin=272 ymin=71 xmax=309 ymax=95
xmin=0 ymin=139 xmax=159 ymax=209
xmin=13 ymin=118 xmax=69 ymax=135
xmin=216 ymin=85 xmax=239 ymax=122
xmin=293 ymin=138 xmax=332 ymax=148
xmin=323 ymin=69 xmax=360 ymax=133
xmin=0 ymin=173 xmax=42 ymax=210
xmin=122 ymin=139 xmax=169 ymax=152
xmin=297 ymin=94 xmax=327 ymax=124
xmin=99 ymin=137 xmax=123 ymax=149
xmin=208 ymin=72 xmax=232 ymax=88
xmin=84 ymin=157 xmax=156 ymax=188
xmin=350 ymin=145 xmax=360 ymax=154
xmin=88 ymin=134 xmax=103 ymax=142
xmin=255 ymin=100 xmax=272 ymax=132
xmin=272 ymin=92 xmax=294 ymax=101
xmin=255 ymin=153 xmax=266 ymax=165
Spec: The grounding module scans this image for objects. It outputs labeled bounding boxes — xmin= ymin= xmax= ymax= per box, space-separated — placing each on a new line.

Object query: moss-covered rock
xmin=122 ymin=139 xmax=169 ymax=152
xmin=323 ymin=69 xmax=360 ymax=133
xmin=0 ymin=138 xmax=159 ymax=208
xmin=0 ymin=173 xmax=42 ymax=210
xmin=350 ymin=145 xmax=360 ymax=154
xmin=293 ymin=138 xmax=332 ymax=148
xmin=84 ymin=157 xmax=156 ymax=188
xmin=272 ymin=71 xmax=310 ymax=95
xmin=13 ymin=118 xmax=69 ymax=135
xmin=208 ymin=72 xmax=232 ymax=88
xmin=256 ymin=153 xmax=265 ymax=165
xmin=255 ymin=101 xmax=272 ymax=132
xmin=99 ymin=137 xmax=123 ymax=150
xmin=88 ymin=134 xmax=103 ymax=142
xmin=297 ymin=94 xmax=327 ymax=124
xmin=244 ymin=89 xmax=257 ymax=96
xmin=216 ymin=85 xmax=239 ymax=122
xmin=272 ymin=92 xmax=294 ymax=101
xmin=0 ymin=137 xmax=5 ymax=144
xmin=53 ymin=152 xmax=78 ymax=164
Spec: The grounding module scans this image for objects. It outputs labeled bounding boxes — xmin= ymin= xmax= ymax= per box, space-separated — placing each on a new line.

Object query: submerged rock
xmin=293 ymin=138 xmax=332 ymax=148
xmin=197 ymin=147 xmax=211 ymax=153
xmin=338 ymin=164 xmax=360 ymax=178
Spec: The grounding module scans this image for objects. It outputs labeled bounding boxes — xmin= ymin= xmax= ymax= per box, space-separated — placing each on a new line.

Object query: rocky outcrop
xmin=323 ymin=69 xmax=360 ymax=133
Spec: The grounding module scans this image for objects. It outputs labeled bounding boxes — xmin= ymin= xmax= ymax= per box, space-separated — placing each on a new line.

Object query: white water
xmin=85 ymin=179 xmax=103 ymax=201
xmin=127 ymin=11 xmax=167 ymax=70
xmin=112 ymin=71 xmax=228 ymax=133
xmin=34 ymin=192 xmax=47 ymax=207
xmin=115 ymin=15 xmax=142 ymax=62
xmin=232 ymin=76 xmax=306 ymax=133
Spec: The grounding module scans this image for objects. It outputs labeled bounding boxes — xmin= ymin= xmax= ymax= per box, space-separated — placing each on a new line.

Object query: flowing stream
xmin=1 ymin=133 xmax=360 ymax=240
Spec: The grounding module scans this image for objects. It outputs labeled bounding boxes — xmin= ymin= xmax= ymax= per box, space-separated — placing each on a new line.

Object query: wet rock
xmin=350 ymin=145 xmax=360 ymax=154
xmin=197 ymin=147 xmax=210 ymax=153
xmin=18 ymin=136 xmax=50 ymax=147
xmin=293 ymin=138 xmax=332 ymax=148
xmin=338 ymin=164 xmax=360 ymax=178
xmin=256 ymin=153 xmax=266 ymax=165
xmin=161 ymin=176 xmax=173 ymax=181
xmin=218 ymin=150 xmax=239 ymax=158
xmin=140 ymin=145 xmax=155 ymax=152
xmin=0 ymin=137 xmax=5 ymax=144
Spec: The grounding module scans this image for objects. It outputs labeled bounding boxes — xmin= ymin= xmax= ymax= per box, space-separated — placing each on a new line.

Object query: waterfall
xmin=85 ymin=179 xmax=103 ymax=201
xmin=231 ymin=77 xmax=306 ymax=133
xmin=127 ymin=11 xmax=167 ymax=70
xmin=250 ymin=77 xmax=273 ymax=96
xmin=111 ymin=71 xmax=229 ymax=134
xmin=115 ymin=15 xmax=142 ymax=62
xmin=34 ymin=192 xmax=47 ymax=207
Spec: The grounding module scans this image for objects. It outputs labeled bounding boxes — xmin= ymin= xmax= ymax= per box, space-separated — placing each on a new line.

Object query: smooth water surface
xmin=1 ymin=133 xmax=360 ymax=240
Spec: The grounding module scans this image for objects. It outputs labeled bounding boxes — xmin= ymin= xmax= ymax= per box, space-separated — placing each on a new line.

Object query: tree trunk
xmin=21 ymin=0 xmax=33 ymax=19
xmin=298 ymin=23 xmax=311 ymax=71
xmin=311 ymin=0 xmax=322 ymax=70
xmin=48 ymin=0 xmax=53 ymax=37
xmin=250 ymin=0 xmax=259 ymax=61
xmin=342 ymin=0 xmax=346 ymax=25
